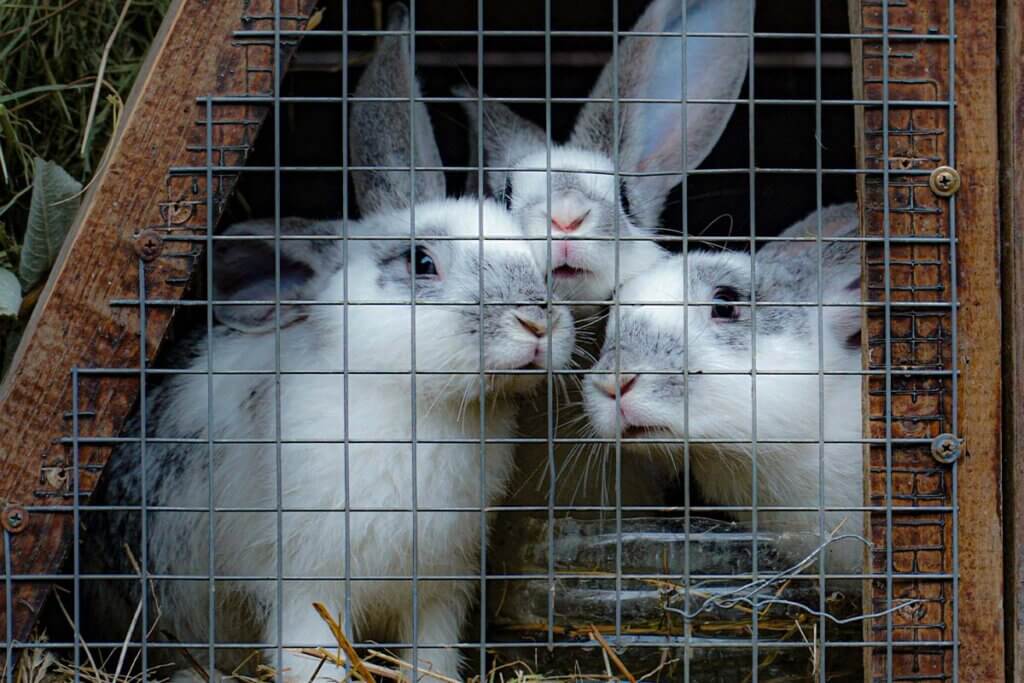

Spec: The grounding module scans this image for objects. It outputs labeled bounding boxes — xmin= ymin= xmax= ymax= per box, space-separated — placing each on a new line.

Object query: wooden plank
xmin=998 ymin=0 xmax=1024 ymax=678
xmin=844 ymin=6 xmax=872 ymax=678
xmin=853 ymin=0 xmax=959 ymax=680
xmin=952 ymin=2 xmax=1003 ymax=681
xmin=0 ymin=0 xmax=319 ymax=646
xmin=852 ymin=0 xmax=1003 ymax=680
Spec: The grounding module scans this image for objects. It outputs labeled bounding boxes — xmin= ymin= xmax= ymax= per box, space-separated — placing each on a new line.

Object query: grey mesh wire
xmin=0 ymin=2 xmax=963 ymax=683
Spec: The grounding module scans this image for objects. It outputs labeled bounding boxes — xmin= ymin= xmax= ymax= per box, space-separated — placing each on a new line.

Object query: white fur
xmin=503 ymin=148 xmax=665 ymax=308
xmin=96 ymin=201 xmax=574 ymax=682
xmin=582 ymin=238 xmax=865 ymax=572
xmin=469 ymin=0 xmax=754 ymax=512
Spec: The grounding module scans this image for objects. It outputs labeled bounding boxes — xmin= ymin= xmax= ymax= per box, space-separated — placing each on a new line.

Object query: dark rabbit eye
xmin=410 ymin=246 xmax=439 ymax=277
xmin=503 ymin=176 xmax=514 ymax=210
xmin=711 ymin=286 xmax=741 ymax=321
xmin=619 ymin=179 xmax=631 ymax=217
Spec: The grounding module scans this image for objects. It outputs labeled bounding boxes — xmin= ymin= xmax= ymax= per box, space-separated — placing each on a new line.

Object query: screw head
xmin=928 ymin=166 xmax=961 ymax=197
xmin=134 ymin=230 xmax=163 ymax=262
xmin=930 ymin=433 xmax=962 ymax=464
xmin=2 ymin=505 xmax=27 ymax=533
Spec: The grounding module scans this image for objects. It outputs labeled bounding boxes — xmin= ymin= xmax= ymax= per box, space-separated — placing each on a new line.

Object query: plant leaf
xmin=0 ymin=267 xmax=22 ymax=327
xmin=19 ymin=158 xmax=81 ymax=290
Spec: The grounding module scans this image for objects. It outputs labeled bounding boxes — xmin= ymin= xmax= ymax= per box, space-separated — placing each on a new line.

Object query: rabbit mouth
xmin=552 ymin=265 xmax=591 ymax=279
xmin=620 ymin=424 xmax=674 ymax=440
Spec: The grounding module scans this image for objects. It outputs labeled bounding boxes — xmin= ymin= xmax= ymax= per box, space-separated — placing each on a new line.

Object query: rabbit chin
xmin=536 ymin=241 xmax=658 ymax=307
xmin=489 ymin=371 xmax=548 ymax=397
xmin=584 ymin=385 xmax=742 ymax=451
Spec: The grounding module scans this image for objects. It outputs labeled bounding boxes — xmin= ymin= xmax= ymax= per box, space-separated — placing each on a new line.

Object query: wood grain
xmin=0 ymin=0 xmax=318 ymax=646
xmin=952 ymin=2 xmax=1003 ymax=681
xmin=850 ymin=0 xmax=1002 ymax=680
xmin=851 ymin=0 xmax=1002 ymax=680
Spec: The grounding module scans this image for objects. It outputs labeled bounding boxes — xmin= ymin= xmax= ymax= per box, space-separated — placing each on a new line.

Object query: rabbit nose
xmin=594 ymin=373 xmax=638 ymax=399
xmin=551 ymin=210 xmax=590 ymax=233
xmin=514 ymin=306 xmax=548 ymax=338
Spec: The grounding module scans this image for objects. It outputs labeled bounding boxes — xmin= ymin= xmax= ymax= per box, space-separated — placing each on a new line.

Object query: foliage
xmin=0 ymin=0 xmax=171 ymax=380
xmin=19 ymin=158 xmax=81 ymax=289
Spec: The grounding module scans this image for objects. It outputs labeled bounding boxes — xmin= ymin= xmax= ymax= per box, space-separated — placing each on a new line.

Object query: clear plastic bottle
xmin=485 ymin=515 xmax=863 ymax=681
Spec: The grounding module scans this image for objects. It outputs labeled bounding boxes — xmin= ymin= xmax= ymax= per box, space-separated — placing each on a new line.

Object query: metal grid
xmin=1 ymin=1 xmax=961 ymax=682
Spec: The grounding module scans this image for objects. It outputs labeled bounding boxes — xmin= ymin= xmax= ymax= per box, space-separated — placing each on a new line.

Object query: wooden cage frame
xmin=0 ymin=1 xmax=1009 ymax=681
xmin=0 ymin=0 xmax=320 ymax=648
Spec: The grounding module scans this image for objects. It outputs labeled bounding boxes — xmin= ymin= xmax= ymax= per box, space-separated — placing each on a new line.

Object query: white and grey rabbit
xmin=581 ymin=203 xmax=865 ymax=570
xmin=459 ymin=0 xmax=754 ymax=310
xmin=83 ymin=6 xmax=574 ymax=682
xmin=462 ymin=0 xmax=755 ymax=509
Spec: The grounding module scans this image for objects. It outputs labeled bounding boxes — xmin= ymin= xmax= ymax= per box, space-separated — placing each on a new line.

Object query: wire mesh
xmin=0 ymin=1 xmax=962 ymax=683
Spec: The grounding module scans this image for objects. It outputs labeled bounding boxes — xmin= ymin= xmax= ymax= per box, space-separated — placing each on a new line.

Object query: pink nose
xmin=594 ymin=373 xmax=638 ymax=399
xmin=551 ymin=213 xmax=587 ymax=233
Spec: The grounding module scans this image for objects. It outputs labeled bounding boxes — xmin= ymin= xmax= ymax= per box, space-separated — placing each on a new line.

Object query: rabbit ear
xmin=212 ymin=218 xmax=342 ymax=333
xmin=350 ymin=3 xmax=445 ymax=214
xmin=571 ymin=0 xmax=753 ymax=228
xmin=764 ymin=203 xmax=860 ymax=258
xmin=456 ymin=85 xmax=546 ymax=198
xmin=758 ymin=204 xmax=862 ymax=351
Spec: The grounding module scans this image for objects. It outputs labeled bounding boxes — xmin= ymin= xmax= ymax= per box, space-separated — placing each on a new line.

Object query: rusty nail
xmin=134 ymin=230 xmax=163 ymax=262
xmin=928 ymin=166 xmax=961 ymax=197
xmin=2 ymin=505 xmax=27 ymax=533
xmin=930 ymin=433 xmax=962 ymax=464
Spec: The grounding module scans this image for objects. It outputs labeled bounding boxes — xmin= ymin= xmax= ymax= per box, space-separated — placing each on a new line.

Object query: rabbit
xmin=581 ymin=203 xmax=865 ymax=571
xmin=462 ymin=0 xmax=755 ymax=511
xmin=458 ymin=0 xmax=754 ymax=312
xmin=81 ymin=6 xmax=575 ymax=682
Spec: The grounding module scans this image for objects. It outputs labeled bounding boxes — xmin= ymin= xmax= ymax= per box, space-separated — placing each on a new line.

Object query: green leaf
xmin=19 ymin=158 xmax=81 ymax=290
xmin=0 ymin=267 xmax=21 ymax=329
xmin=0 ymin=82 xmax=94 ymax=107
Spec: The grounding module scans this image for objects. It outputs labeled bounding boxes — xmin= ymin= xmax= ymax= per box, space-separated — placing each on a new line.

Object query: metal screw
xmin=134 ymin=230 xmax=163 ymax=262
xmin=928 ymin=166 xmax=961 ymax=197
xmin=2 ymin=505 xmax=27 ymax=533
xmin=931 ymin=433 xmax=962 ymax=464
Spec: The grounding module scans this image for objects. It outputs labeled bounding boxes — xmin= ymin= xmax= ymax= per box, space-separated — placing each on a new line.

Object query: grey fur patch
xmin=212 ymin=216 xmax=345 ymax=332
xmin=455 ymin=85 xmax=547 ymax=197
xmin=349 ymin=4 xmax=445 ymax=214
xmin=468 ymin=256 xmax=550 ymax=339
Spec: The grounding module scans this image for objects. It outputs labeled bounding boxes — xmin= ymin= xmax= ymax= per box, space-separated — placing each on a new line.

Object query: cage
xmin=0 ymin=1 xmax=1006 ymax=683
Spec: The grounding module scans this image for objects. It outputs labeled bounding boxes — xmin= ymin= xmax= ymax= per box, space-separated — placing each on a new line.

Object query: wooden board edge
xmin=0 ymin=0 xmax=188 ymax=401
xmin=955 ymin=1 xmax=1005 ymax=680
xmin=998 ymin=0 xmax=1024 ymax=678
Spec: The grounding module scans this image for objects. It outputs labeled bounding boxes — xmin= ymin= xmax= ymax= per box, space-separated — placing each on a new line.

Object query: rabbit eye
xmin=711 ymin=286 xmax=741 ymax=321
xmin=409 ymin=246 xmax=439 ymax=278
xmin=503 ymin=176 xmax=513 ymax=210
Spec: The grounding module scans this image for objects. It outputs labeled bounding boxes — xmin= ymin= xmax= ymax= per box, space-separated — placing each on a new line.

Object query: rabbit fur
xmin=465 ymin=0 xmax=756 ymax=509
xmin=82 ymin=6 xmax=574 ymax=682
xmin=581 ymin=203 xmax=865 ymax=571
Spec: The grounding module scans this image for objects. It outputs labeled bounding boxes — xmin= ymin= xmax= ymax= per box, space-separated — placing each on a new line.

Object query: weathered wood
xmin=0 ymin=0 xmax=318 ymax=646
xmin=844 ymin=5 xmax=872 ymax=678
xmin=851 ymin=1 xmax=1003 ymax=681
xmin=999 ymin=0 xmax=1024 ymax=678
xmin=952 ymin=2 xmax=1003 ymax=681
xmin=857 ymin=0 xmax=957 ymax=677
xmin=850 ymin=0 xmax=995 ymax=680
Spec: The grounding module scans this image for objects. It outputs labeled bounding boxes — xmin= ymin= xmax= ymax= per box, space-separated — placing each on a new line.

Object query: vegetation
xmin=0 ymin=0 xmax=170 ymax=378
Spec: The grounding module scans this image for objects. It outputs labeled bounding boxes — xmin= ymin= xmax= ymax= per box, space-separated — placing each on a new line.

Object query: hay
xmin=0 ymin=0 xmax=171 ymax=231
